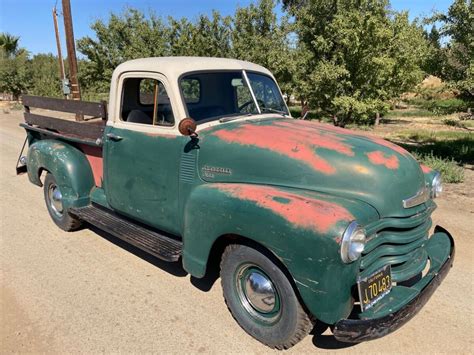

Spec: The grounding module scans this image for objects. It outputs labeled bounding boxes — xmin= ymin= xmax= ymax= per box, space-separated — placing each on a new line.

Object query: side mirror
xmin=178 ymin=118 xmax=197 ymax=137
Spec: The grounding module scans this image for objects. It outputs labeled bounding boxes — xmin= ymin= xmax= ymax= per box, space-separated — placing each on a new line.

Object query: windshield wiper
xmin=219 ymin=113 xmax=253 ymax=123
xmin=261 ymin=107 xmax=288 ymax=117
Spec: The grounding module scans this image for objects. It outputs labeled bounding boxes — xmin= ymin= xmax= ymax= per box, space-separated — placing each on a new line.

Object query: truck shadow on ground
xmin=88 ymin=225 xmax=357 ymax=349
xmin=310 ymin=322 xmax=356 ymax=350
xmin=89 ymin=225 xmax=188 ymax=277
xmin=88 ymin=224 xmax=223 ymax=291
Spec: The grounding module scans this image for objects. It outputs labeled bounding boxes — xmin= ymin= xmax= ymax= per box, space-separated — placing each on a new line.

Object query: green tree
xmin=77 ymin=9 xmax=170 ymax=93
xmin=0 ymin=32 xmax=20 ymax=57
xmin=287 ymin=0 xmax=428 ymax=125
xmin=431 ymin=0 xmax=473 ymax=98
xmin=168 ymin=11 xmax=232 ymax=57
xmin=77 ymin=2 xmax=293 ymax=98
xmin=0 ymin=33 xmax=29 ymax=100
xmin=231 ymin=0 xmax=294 ymax=99
xmin=422 ymin=26 xmax=444 ymax=78
xmin=0 ymin=49 xmax=29 ymax=100
xmin=29 ymin=54 xmax=63 ymax=97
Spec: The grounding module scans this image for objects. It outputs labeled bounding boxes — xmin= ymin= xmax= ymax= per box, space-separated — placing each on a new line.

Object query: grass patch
xmin=422 ymin=98 xmax=472 ymax=115
xmin=288 ymin=106 xmax=332 ymax=123
xmin=346 ymin=123 xmax=373 ymax=131
xmin=413 ymin=152 xmax=464 ymax=183
xmin=81 ymin=92 xmax=109 ymax=102
xmin=388 ymin=130 xmax=472 ymax=177
xmin=385 ymin=109 xmax=438 ymax=118
xmin=405 ymin=97 xmax=473 ymax=116
xmin=11 ymin=102 xmax=23 ymax=110
xmin=462 ymin=120 xmax=474 ymax=128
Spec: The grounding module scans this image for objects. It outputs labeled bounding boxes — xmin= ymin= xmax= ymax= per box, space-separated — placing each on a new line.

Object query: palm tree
xmin=0 ymin=33 xmax=20 ymax=57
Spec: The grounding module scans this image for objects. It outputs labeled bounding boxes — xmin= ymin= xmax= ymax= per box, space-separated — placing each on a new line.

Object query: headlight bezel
xmin=340 ymin=221 xmax=366 ymax=264
xmin=431 ymin=171 xmax=442 ymax=198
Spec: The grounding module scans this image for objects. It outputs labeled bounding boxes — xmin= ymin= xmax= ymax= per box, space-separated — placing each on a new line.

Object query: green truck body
xmin=18 ymin=57 xmax=454 ymax=349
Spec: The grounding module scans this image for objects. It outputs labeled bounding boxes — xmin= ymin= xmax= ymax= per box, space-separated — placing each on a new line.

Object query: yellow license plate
xmin=357 ymin=264 xmax=392 ymax=312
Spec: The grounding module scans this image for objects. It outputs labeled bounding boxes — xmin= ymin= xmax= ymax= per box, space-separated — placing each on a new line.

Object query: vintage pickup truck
xmin=17 ymin=57 xmax=454 ymax=349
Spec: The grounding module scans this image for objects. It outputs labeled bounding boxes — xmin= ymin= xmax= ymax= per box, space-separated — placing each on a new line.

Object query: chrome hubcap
xmin=236 ymin=264 xmax=281 ymax=324
xmin=245 ymin=272 xmax=276 ymax=313
xmin=48 ymin=184 xmax=63 ymax=217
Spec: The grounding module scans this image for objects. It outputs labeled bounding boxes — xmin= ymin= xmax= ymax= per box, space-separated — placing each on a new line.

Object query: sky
xmin=0 ymin=0 xmax=453 ymax=55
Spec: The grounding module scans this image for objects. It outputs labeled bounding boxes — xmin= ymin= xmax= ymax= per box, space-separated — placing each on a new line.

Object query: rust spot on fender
xmin=366 ymin=151 xmax=399 ymax=169
xmin=213 ymin=122 xmax=354 ymax=175
xmin=215 ymin=184 xmax=354 ymax=233
xmin=421 ymin=164 xmax=432 ymax=174
xmin=143 ymin=132 xmax=177 ymax=139
xmin=78 ymin=144 xmax=103 ymax=187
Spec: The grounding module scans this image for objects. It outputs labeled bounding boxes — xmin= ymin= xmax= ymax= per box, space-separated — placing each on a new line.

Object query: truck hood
xmin=197 ymin=117 xmax=427 ymax=218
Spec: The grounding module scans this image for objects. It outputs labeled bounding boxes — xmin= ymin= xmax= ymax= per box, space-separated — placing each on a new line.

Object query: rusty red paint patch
xmin=420 ymin=164 xmax=432 ymax=174
xmin=365 ymin=136 xmax=411 ymax=157
xmin=143 ymin=132 xmax=177 ymax=138
xmin=366 ymin=151 xmax=399 ymax=169
xmin=213 ymin=121 xmax=354 ymax=175
xmin=78 ymin=144 xmax=103 ymax=187
xmin=215 ymin=184 xmax=353 ymax=233
xmin=296 ymin=120 xmax=411 ymax=157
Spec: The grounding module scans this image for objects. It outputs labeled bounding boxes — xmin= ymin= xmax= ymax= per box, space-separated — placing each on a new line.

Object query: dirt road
xmin=1 ymin=110 xmax=473 ymax=353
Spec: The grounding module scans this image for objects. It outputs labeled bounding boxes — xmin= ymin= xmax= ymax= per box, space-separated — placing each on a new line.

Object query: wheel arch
xmin=27 ymin=139 xmax=95 ymax=209
xmin=205 ymin=233 xmax=292 ymax=278
xmin=204 ymin=233 xmax=310 ymax=308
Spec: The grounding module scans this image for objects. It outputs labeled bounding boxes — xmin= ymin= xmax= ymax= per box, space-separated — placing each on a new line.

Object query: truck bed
xmin=21 ymin=95 xmax=107 ymax=147
xmin=20 ymin=95 xmax=107 ymax=186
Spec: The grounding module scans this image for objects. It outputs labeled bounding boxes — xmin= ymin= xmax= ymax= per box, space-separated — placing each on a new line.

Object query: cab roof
xmin=114 ymin=57 xmax=273 ymax=79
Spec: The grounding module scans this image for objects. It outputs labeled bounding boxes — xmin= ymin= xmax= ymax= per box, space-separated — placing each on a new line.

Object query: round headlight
xmin=431 ymin=172 xmax=442 ymax=198
xmin=340 ymin=221 xmax=366 ymax=263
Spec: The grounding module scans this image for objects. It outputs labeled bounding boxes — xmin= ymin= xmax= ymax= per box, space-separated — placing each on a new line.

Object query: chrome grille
xmin=360 ymin=203 xmax=434 ymax=283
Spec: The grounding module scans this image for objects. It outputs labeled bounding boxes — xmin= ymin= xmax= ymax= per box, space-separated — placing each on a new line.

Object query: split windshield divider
xmin=242 ymin=70 xmax=262 ymax=114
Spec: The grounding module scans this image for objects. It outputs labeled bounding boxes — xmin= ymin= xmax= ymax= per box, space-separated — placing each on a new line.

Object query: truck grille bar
xmin=360 ymin=202 xmax=435 ymax=283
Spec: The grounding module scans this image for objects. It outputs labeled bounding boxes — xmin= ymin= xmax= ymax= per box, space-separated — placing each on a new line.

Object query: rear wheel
xmin=43 ymin=173 xmax=82 ymax=231
xmin=220 ymin=244 xmax=314 ymax=349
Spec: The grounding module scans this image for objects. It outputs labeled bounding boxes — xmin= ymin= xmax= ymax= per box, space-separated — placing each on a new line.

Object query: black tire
xmin=43 ymin=173 xmax=82 ymax=231
xmin=220 ymin=244 xmax=314 ymax=349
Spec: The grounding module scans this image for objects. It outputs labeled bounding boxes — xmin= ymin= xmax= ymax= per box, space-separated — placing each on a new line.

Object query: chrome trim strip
xmin=403 ymin=187 xmax=430 ymax=208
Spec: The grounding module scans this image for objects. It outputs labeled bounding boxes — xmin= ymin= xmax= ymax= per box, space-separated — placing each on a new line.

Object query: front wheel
xmin=43 ymin=173 xmax=82 ymax=231
xmin=220 ymin=244 xmax=314 ymax=349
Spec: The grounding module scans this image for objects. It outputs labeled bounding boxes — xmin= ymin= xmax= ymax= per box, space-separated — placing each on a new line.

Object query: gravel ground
xmin=1 ymin=110 xmax=473 ymax=353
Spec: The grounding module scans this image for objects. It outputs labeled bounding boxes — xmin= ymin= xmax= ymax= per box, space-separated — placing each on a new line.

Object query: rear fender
xmin=27 ymin=139 xmax=95 ymax=209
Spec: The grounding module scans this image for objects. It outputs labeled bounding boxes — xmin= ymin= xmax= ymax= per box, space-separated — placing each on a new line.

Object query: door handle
xmin=106 ymin=133 xmax=123 ymax=141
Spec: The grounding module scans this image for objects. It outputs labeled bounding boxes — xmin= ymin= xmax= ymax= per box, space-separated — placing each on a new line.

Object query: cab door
xmin=104 ymin=72 xmax=183 ymax=235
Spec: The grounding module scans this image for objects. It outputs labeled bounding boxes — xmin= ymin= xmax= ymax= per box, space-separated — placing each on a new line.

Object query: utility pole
xmin=52 ymin=7 xmax=67 ymax=97
xmin=62 ymin=0 xmax=83 ymax=120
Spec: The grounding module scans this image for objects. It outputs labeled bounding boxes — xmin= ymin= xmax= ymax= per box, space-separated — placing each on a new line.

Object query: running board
xmin=70 ymin=205 xmax=182 ymax=262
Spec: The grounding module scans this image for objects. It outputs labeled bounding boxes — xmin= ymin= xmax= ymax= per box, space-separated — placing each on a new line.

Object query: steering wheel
xmin=238 ymin=99 xmax=265 ymax=112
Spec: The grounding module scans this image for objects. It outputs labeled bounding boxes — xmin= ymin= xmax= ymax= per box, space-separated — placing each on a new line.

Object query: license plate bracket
xmin=357 ymin=264 xmax=392 ymax=312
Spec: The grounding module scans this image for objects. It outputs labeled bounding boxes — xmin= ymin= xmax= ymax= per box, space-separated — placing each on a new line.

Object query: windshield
xmin=179 ymin=71 xmax=287 ymax=123
xmin=246 ymin=73 xmax=288 ymax=115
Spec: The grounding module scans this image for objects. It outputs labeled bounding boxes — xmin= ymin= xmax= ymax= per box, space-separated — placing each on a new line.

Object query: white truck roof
xmin=114 ymin=57 xmax=273 ymax=79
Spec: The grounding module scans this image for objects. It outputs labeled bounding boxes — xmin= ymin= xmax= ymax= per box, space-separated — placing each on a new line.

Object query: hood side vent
xmin=180 ymin=151 xmax=197 ymax=184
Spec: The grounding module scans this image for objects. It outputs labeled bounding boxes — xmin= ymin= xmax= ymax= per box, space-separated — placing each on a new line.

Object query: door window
xmin=121 ymin=77 xmax=175 ymax=126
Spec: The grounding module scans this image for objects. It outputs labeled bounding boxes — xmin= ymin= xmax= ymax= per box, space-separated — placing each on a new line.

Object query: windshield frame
xmin=177 ymin=69 xmax=289 ymax=125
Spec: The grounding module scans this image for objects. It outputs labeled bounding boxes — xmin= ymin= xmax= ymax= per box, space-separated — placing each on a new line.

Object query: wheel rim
xmin=235 ymin=264 xmax=281 ymax=325
xmin=48 ymin=183 xmax=64 ymax=217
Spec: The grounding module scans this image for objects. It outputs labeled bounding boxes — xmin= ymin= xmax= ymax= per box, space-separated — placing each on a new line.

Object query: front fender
xmin=182 ymin=183 xmax=378 ymax=324
xmin=27 ymin=139 xmax=95 ymax=209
